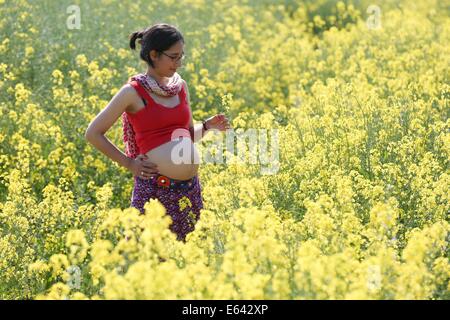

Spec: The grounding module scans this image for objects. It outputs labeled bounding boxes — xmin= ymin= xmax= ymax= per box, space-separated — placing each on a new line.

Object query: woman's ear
xmin=149 ymin=49 xmax=158 ymax=63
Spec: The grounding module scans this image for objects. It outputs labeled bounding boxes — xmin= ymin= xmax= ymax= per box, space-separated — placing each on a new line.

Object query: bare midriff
xmin=145 ymin=138 xmax=200 ymax=181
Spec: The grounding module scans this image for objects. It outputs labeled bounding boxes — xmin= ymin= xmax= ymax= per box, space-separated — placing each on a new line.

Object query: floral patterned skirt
xmin=130 ymin=173 xmax=204 ymax=242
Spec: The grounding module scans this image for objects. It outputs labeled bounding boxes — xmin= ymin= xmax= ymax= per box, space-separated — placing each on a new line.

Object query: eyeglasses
xmin=160 ymin=50 xmax=186 ymax=62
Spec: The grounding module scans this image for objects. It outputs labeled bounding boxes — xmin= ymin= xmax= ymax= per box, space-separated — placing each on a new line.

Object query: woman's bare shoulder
xmin=118 ymin=83 xmax=142 ymax=112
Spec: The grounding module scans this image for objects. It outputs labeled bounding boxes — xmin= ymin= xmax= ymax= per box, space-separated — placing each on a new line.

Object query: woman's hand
xmin=205 ymin=113 xmax=232 ymax=131
xmin=127 ymin=154 xmax=159 ymax=180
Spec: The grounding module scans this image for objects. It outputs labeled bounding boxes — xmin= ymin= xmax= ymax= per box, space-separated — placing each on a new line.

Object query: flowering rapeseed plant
xmin=0 ymin=0 xmax=448 ymax=300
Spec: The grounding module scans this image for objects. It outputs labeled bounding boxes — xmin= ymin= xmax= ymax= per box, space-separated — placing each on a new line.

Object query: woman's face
xmin=150 ymin=40 xmax=185 ymax=77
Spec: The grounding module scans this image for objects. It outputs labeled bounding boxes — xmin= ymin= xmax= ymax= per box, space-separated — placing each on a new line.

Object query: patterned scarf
xmin=121 ymin=72 xmax=183 ymax=159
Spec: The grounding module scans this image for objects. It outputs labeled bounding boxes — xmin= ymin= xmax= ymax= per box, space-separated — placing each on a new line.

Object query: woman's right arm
xmin=84 ymin=84 xmax=135 ymax=169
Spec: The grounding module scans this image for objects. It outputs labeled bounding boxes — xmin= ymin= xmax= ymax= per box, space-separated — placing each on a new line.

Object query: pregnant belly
xmin=145 ymin=138 xmax=200 ymax=181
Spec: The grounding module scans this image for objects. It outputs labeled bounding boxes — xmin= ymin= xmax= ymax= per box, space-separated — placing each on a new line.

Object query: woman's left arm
xmin=184 ymin=80 xmax=231 ymax=143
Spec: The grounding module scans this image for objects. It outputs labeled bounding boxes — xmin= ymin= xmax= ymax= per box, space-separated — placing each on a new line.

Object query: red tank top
xmin=125 ymin=79 xmax=192 ymax=155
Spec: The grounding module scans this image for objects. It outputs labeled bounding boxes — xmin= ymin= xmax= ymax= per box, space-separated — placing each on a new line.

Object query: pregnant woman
xmin=85 ymin=23 xmax=231 ymax=242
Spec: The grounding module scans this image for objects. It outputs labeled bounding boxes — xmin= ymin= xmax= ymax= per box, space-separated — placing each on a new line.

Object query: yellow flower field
xmin=0 ymin=0 xmax=448 ymax=299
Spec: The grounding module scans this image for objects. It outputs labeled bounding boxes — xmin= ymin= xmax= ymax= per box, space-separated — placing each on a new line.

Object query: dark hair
xmin=129 ymin=23 xmax=184 ymax=68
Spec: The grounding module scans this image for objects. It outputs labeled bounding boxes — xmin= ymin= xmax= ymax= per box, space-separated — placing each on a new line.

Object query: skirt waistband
xmin=149 ymin=173 xmax=197 ymax=190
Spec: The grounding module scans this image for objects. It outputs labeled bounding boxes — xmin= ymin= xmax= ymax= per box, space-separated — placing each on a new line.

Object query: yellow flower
xmin=52 ymin=69 xmax=64 ymax=85
xmin=49 ymin=254 xmax=70 ymax=279
xmin=14 ymin=83 xmax=31 ymax=104
xmin=75 ymin=54 xmax=88 ymax=67
xmin=66 ymin=230 xmax=89 ymax=265
xmin=178 ymin=196 xmax=192 ymax=211
xmin=117 ymin=48 xmax=128 ymax=59
xmin=25 ymin=46 xmax=34 ymax=58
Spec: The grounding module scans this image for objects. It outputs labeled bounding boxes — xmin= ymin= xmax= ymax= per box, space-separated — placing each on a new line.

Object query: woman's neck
xmin=145 ymin=68 xmax=170 ymax=86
